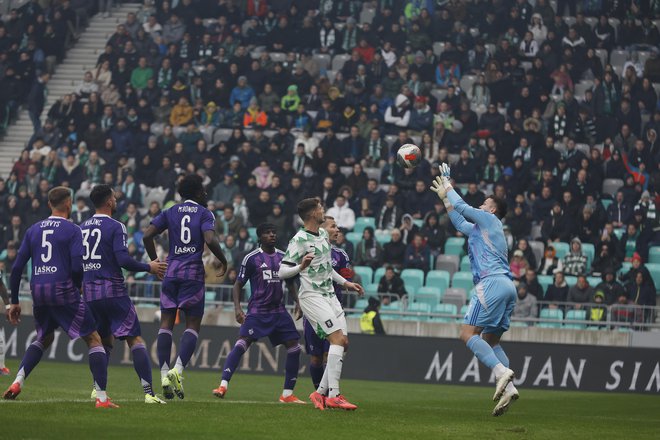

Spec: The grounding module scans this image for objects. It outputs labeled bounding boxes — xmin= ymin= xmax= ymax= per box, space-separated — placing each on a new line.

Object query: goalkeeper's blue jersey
xmin=446 ymin=191 xmax=512 ymax=284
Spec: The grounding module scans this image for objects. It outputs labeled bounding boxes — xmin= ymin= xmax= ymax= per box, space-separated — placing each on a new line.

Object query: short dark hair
xmin=90 ymin=184 xmax=113 ymax=209
xmin=178 ymin=174 xmax=204 ymax=201
xmin=256 ymin=222 xmax=276 ymax=238
xmin=488 ymin=195 xmax=507 ymax=219
xmin=297 ymin=197 xmax=321 ymax=221
xmin=48 ymin=186 xmax=71 ymax=209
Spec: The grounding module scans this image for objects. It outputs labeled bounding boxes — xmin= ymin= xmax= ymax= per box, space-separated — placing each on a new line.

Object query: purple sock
xmin=132 ymin=343 xmax=154 ymax=396
xmin=157 ymin=329 xmax=173 ymax=371
xmin=104 ymin=345 xmax=113 ymax=368
xmin=89 ymin=346 xmax=108 ymax=391
xmin=309 ymin=362 xmax=324 ymax=390
xmin=221 ymin=339 xmax=248 ymax=382
xmin=284 ymin=344 xmax=301 ymax=390
xmin=176 ymin=328 xmax=199 ymax=369
xmin=17 ymin=341 xmax=45 ymax=382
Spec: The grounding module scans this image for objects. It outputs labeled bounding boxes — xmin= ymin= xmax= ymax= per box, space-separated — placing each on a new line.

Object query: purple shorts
xmin=239 ymin=312 xmax=300 ymax=347
xmin=33 ymin=299 xmax=97 ymax=341
xmin=161 ymin=278 xmax=205 ymax=317
xmin=303 ymin=318 xmax=329 ymax=357
xmin=87 ymin=296 xmax=141 ymax=340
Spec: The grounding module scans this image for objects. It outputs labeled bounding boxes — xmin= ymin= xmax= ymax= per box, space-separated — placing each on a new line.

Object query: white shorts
xmin=300 ymin=294 xmax=347 ymax=339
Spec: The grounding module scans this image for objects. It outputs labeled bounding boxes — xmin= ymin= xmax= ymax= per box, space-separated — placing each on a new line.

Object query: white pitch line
xmin=0 ymin=398 xmax=290 ymax=405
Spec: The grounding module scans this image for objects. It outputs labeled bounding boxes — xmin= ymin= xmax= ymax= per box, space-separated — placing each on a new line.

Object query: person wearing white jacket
xmin=326 ymin=195 xmax=356 ymax=231
xmin=384 ymin=93 xmax=411 ymax=134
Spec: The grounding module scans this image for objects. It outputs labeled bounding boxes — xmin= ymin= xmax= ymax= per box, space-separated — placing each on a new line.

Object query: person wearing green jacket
xmin=130 ymin=57 xmax=153 ymax=91
xmin=281 ymin=84 xmax=300 ymax=114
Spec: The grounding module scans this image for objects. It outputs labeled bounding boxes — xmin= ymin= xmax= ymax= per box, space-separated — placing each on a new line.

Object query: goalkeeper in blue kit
xmin=431 ymin=163 xmax=519 ymax=416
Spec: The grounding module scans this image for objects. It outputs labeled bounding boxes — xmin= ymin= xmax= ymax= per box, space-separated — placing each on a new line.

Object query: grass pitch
xmin=0 ymin=360 xmax=658 ymax=440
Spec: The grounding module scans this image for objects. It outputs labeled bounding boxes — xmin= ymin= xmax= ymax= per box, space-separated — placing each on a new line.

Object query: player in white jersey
xmin=0 ymin=273 xmax=10 ymax=375
xmin=278 ymin=198 xmax=364 ymax=411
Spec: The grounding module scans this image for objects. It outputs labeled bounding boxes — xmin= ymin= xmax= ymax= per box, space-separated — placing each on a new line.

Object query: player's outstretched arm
xmin=431 ymin=175 xmax=474 ymax=235
xmin=204 ymin=230 xmax=228 ymax=277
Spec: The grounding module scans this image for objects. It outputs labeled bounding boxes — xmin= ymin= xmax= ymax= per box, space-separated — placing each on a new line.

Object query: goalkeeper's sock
xmin=467 ymin=335 xmax=501 ymax=370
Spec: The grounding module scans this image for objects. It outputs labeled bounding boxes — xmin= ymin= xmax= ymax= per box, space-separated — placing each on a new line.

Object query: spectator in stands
xmin=595 ymin=268 xmax=626 ymax=306
xmin=510 ymin=249 xmax=530 ymax=281
xmin=546 ymin=271 xmax=569 ymax=309
xmin=513 ymin=283 xmax=538 ymax=322
xmin=404 ymin=233 xmax=430 ymax=273
xmin=591 ymin=243 xmax=622 ymax=276
xmin=568 ymin=275 xmax=595 ymax=308
xmin=354 ymin=227 xmax=383 ymax=270
xmin=588 ymin=291 xmax=608 ymax=328
xmin=360 ymin=297 xmax=385 ymax=335
xmin=377 ymin=266 xmax=406 ymax=302
xmin=522 ymin=270 xmax=544 ymax=301
xmin=538 ymin=245 xmax=563 ymax=275
xmin=563 ymin=237 xmax=588 ymax=276
xmin=326 ymin=194 xmax=356 ymax=231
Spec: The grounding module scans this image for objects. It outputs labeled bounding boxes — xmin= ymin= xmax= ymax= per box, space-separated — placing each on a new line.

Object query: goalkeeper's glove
xmin=439 ymin=163 xmax=453 ymax=192
xmin=430 ymin=176 xmax=448 ymax=202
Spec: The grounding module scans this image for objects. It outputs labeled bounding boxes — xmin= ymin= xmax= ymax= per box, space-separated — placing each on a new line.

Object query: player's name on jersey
xmin=83 ymin=218 xmax=104 ymax=227
xmin=178 ymin=205 xmax=199 ymax=213
xmin=40 ymin=219 xmax=62 ymax=228
xmin=175 ymin=245 xmax=197 ymax=255
xmin=34 ymin=265 xmax=58 ymax=275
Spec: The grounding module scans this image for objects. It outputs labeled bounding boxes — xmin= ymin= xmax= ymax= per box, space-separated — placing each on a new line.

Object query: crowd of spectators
xmin=1 ymin=0 xmax=659 ymax=324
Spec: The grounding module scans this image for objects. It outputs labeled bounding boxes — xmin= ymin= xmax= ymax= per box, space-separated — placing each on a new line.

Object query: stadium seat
xmin=373 ymin=267 xmax=386 ymax=285
xmin=564 ymin=309 xmax=587 ymax=329
xmin=444 ymin=237 xmax=466 ymax=256
xmin=312 ymin=53 xmax=331 ymax=71
xmin=353 ymin=266 xmax=373 ymax=284
xmin=205 ymin=291 xmax=217 ymax=303
xmin=460 ymin=305 xmax=469 ymax=316
xmin=349 ymin=298 xmax=369 ymax=317
xmin=435 ymin=254 xmax=459 ymax=275
xmin=414 ymin=287 xmax=443 ymax=306
xmin=247 ymin=227 xmax=258 ymax=243
xmin=587 ymin=276 xmax=601 ymax=288
xmin=644 ymin=263 xmax=660 ymax=288
xmin=601 ymin=199 xmax=613 ymax=209
xmin=618 ymin=262 xmax=632 ymax=276
xmin=553 ymin=242 xmax=570 ymax=259
xmin=460 ymin=255 xmax=471 ymax=272
xmin=602 ymin=179 xmax=624 ymax=197
xmin=401 ymin=269 xmax=425 ymax=294
xmin=432 ymin=303 xmax=457 ymax=323
xmin=432 ymin=41 xmax=445 ymax=56
xmin=403 ymin=302 xmax=431 ymax=321
xmin=451 ymin=271 xmax=474 ymax=292
xmin=609 ymin=49 xmax=629 ymax=68
xmin=364 ymin=283 xmax=379 ymax=297
xmin=649 ymin=247 xmax=660 ymax=264
xmin=538 ymin=308 xmax=564 ymax=328
xmin=582 ymin=243 xmax=595 ymax=268
xmin=354 ymin=217 xmax=376 ymax=234
xmin=331 ymin=54 xmax=350 ymax=71
xmin=529 ymin=241 xmax=545 ymax=270
xmin=565 ymin=276 xmax=577 ymax=287
xmin=375 ymin=231 xmax=391 ymax=245
xmin=425 ymin=270 xmax=450 ymax=293
xmin=380 ymin=302 xmax=402 ymax=320
xmin=538 ymin=275 xmax=553 ymax=294
xmin=442 ymin=287 xmax=467 ymax=310
xmin=346 ymin=232 xmax=362 ymax=248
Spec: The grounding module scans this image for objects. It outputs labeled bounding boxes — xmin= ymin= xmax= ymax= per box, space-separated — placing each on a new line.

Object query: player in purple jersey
xmin=303 ymin=216 xmax=354 ymax=391
xmin=143 ymin=175 xmax=227 ymax=400
xmin=3 ymin=187 xmax=118 ymax=408
xmin=82 ymin=185 xmax=168 ymax=404
xmin=0 ymin=273 xmax=10 ymax=375
xmin=212 ymin=223 xmax=305 ymax=403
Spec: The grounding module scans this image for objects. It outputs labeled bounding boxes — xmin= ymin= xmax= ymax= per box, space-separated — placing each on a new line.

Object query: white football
xmin=397 ymin=144 xmax=422 ymax=169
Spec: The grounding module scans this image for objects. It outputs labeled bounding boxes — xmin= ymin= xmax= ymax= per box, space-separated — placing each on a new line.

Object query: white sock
xmin=220 ymin=380 xmax=228 ymax=389
xmin=327 ymin=344 xmax=345 ymax=398
xmin=317 ymin=365 xmax=329 ymax=396
xmin=282 ymin=389 xmax=293 ymax=398
xmin=14 ymin=367 xmax=26 ymax=387
xmin=96 ymin=389 xmax=107 ymax=403
xmin=161 ymin=362 xmax=169 ymax=380
xmin=0 ymin=330 xmax=6 ymax=368
xmin=175 ymin=357 xmax=184 ymax=375
xmin=492 ymin=363 xmax=507 ymax=378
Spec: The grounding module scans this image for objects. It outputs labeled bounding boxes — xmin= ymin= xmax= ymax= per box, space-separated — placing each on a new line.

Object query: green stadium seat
xmin=364 ymin=283 xmax=379 ymax=297
xmin=375 ymin=231 xmax=391 ymax=245
xmin=538 ymin=275 xmax=553 ymax=295
xmin=601 ymin=199 xmax=613 ymax=209
xmin=565 ymin=276 xmax=577 ymax=287
xmin=346 ymin=232 xmax=362 ymax=248
xmin=553 ymin=242 xmax=570 ymax=259
xmin=403 ymin=302 xmax=431 ymax=321
xmin=510 ymin=321 xmax=530 ymax=327
xmin=613 ymin=228 xmax=624 ymax=239
xmin=373 ymin=267 xmax=386 ymax=285
xmin=644 ymin=263 xmax=660 ymax=288
xmin=205 ymin=291 xmax=217 ymax=302
xmin=432 ymin=303 xmax=457 ymax=323
xmin=582 ymin=243 xmax=595 ymax=268
xmin=401 ymin=269 xmax=424 ymax=294
xmin=538 ymin=308 xmax=564 ymax=328
xmin=460 ymin=255 xmax=471 ymax=272
xmin=353 ymin=266 xmax=374 ymax=284
xmin=460 ymin=305 xmax=469 ymax=315
xmin=445 ymin=237 xmax=466 ymax=256
xmin=564 ymin=309 xmax=587 ymax=329
xmin=587 ymin=276 xmax=602 ymax=288
xmin=618 ymin=262 xmax=631 ymax=276
xmin=348 ymin=298 xmax=369 ymax=317
xmin=451 ymin=271 xmax=474 ymax=292
xmin=380 ymin=302 xmax=403 ymax=320
xmin=354 ymin=217 xmax=376 ymax=234
xmin=425 ymin=270 xmax=450 ymax=293
xmin=414 ymin=287 xmax=443 ymax=305
xmin=649 ymin=247 xmax=660 ymax=264
xmin=248 ymin=227 xmax=258 ymax=242
xmin=413 ymin=219 xmax=423 ymax=228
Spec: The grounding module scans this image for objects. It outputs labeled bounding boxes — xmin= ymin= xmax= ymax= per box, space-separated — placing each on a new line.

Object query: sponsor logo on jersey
xmin=34 ymin=266 xmax=58 ymax=275
xmin=174 ymin=245 xmax=197 ymax=254
xmin=83 ymin=262 xmax=102 ymax=271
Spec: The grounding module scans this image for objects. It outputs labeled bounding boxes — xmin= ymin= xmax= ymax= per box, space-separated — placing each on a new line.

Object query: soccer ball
xmin=397 ymin=144 xmax=422 ymax=169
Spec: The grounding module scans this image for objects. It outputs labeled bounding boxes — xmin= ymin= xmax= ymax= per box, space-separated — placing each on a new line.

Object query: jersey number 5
xmin=41 ymin=230 xmax=54 ymax=263
xmin=82 ymin=229 xmax=102 ymax=260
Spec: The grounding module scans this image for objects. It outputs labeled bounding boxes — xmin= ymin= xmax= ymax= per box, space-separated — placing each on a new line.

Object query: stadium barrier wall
xmin=2 ymin=318 xmax=659 ymax=394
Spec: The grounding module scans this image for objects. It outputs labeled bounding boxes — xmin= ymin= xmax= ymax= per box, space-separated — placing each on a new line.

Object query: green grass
xmin=0 ymin=360 xmax=658 ymax=440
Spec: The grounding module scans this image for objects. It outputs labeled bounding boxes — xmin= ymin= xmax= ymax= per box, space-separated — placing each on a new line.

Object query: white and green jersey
xmin=283 ymin=228 xmax=334 ymax=299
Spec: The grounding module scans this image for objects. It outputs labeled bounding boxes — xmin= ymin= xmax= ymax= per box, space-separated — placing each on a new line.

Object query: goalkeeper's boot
xmin=325 ymin=395 xmax=357 ymax=411
xmin=492 ymin=387 xmax=519 ymax=417
xmin=162 ymin=375 xmax=175 ymax=400
xmin=145 ymin=394 xmax=167 ymax=404
xmin=212 ymin=385 xmax=227 ymax=398
xmin=493 ymin=368 xmax=515 ymax=402
xmin=167 ymin=368 xmax=184 ymax=399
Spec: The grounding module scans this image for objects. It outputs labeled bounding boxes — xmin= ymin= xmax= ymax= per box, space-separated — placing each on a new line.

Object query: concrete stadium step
xmin=0 ymin=3 xmax=142 ymax=178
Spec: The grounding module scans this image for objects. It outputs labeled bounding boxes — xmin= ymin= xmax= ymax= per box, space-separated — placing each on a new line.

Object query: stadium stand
xmin=1 ymin=0 xmax=659 ymax=330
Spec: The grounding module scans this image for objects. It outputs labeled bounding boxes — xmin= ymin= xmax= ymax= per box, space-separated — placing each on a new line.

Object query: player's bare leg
xmin=157 ymin=310 xmax=177 ymax=399
xmin=213 ymin=337 xmax=253 ymax=398
xmin=318 ymin=330 xmax=356 ymax=411
xmin=83 ymin=331 xmax=118 ymax=408
xmin=482 ymin=333 xmax=519 ymax=416
xmin=460 ymin=325 xmax=515 ymax=405
xmin=3 ymin=333 xmax=54 ymax=400
xmin=279 ymin=339 xmax=304 ymax=404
